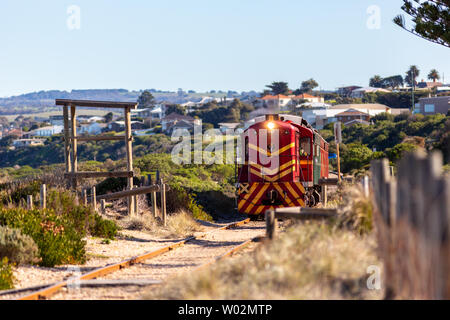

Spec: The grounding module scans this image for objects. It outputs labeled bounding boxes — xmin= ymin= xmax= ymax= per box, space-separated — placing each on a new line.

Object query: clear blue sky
xmin=0 ymin=0 xmax=449 ymax=97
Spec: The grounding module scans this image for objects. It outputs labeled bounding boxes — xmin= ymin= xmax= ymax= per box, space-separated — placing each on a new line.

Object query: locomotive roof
xmin=244 ymin=114 xmax=317 ymax=130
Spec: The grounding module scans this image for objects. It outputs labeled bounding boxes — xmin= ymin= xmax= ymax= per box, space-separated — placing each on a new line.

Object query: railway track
xmin=4 ymin=218 xmax=265 ymax=300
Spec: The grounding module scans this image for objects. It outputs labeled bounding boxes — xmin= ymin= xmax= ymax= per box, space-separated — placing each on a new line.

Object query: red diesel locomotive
xmin=237 ymin=114 xmax=329 ymax=217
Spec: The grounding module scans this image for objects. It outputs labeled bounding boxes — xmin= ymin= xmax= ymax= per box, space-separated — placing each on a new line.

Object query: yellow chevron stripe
xmin=295 ymin=182 xmax=306 ymax=194
xmin=284 ymin=182 xmax=305 ymax=207
xmin=254 ymin=205 xmax=266 ymax=215
xmin=238 ymin=183 xmax=260 ymax=210
xmin=245 ymin=184 xmax=269 ymax=213
xmin=250 ymin=159 xmax=295 ymax=176
xmin=250 ymin=168 xmax=262 ymax=178
xmin=248 ymin=142 xmax=295 ymax=157
xmin=272 ymin=183 xmax=293 ymax=205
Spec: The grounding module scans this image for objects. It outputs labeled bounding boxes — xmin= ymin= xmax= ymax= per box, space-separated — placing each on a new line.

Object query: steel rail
xmin=17 ymin=218 xmax=250 ymax=300
xmin=194 ymin=236 xmax=265 ymax=271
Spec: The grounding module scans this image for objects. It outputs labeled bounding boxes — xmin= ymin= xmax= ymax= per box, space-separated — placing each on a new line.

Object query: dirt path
xmin=49 ymin=221 xmax=265 ymax=300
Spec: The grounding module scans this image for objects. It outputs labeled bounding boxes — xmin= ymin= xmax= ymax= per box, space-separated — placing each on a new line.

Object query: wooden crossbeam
xmin=94 ymin=185 xmax=161 ymax=201
xmin=273 ymin=207 xmax=337 ymax=219
xmin=56 ymin=99 xmax=138 ymax=109
xmin=64 ymin=171 xmax=134 ymax=178
xmin=68 ymin=135 xmax=127 ymax=141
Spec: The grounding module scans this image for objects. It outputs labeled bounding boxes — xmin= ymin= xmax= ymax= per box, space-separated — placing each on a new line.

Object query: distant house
xmin=335 ymin=109 xmax=370 ymax=126
xmin=218 ymin=123 xmax=241 ymax=134
xmin=257 ymin=94 xmax=292 ymax=110
xmin=302 ymin=103 xmax=391 ymax=129
xmin=417 ymin=80 xmax=443 ymax=90
xmin=337 ymin=86 xmax=362 ymax=97
xmin=78 ymin=123 xmax=107 ymax=135
xmin=292 ymin=93 xmax=324 ymax=103
xmin=13 ymin=138 xmax=45 ymax=148
xmin=131 ymin=108 xmax=153 ymax=119
xmin=108 ymin=121 xmax=146 ymax=132
xmin=161 ymin=113 xmax=201 ymax=133
xmin=416 ymin=96 xmax=449 ymax=115
xmin=29 ymin=125 xmax=63 ymax=137
xmin=49 ymin=115 xmax=64 ymax=126
xmin=350 ymin=87 xmax=391 ymax=98
xmin=86 ymin=116 xmax=104 ymax=123
xmin=4 ymin=128 xmax=23 ymax=138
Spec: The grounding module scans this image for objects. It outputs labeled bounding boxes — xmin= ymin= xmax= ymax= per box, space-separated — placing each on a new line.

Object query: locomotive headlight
xmin=267 ymin=122 xmax=275 ymax=130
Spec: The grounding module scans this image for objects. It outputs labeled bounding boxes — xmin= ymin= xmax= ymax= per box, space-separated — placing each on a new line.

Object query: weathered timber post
xmin=321 ymin=185 xmax=327 ymax=206
xmin=362 ymin=175 xmax=369 ymax=198
xmin=91 ymin=186 xmax=97 ymax=212
xmin=63 ymin=105 xmax=72 ymax=189
xmin=40 ymin=184 xmax=46 ymax=209
xmin=27 ymin=195 xmax=33 ymax=210
xmin=70 ymin=105 xmax=78 ymax=189
xmin=101 ymin=199 xmax=106 ymax=214
xmin=265 ymin=210 xmax=277 ymax=240
xmin=124 ymin=106 xmax=134 ymax=215
xmin=82 ymin=189 xmax=88 ymax=206
xmin=149 ymin=174 xmax=157 ymax=218
xmin=160 ymin=179 xmax=167 ymax=226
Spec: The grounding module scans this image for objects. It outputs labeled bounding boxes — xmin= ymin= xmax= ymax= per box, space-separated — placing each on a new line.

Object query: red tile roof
xmin=294 ymin=93 xmax=318 ymax=99
xmin=260 ymin=94 xmax=290 ymax=100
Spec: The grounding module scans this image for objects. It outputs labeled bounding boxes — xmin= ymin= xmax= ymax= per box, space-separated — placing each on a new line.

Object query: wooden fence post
xmin=40 ymin=184 xmax=46 ymax=209
xmin=265 ymin=210 xmax=277 ymax=240
xmin=160 ymin=179 xmax=167 ymax=226
xmin=91 ymin=186 xmax=97 ymax=212
xmin=150 ymin=174 xmax=157 ymax=218
xmin=27 ymin=195 xmax=33 ymax=210
xmin=321 ymin=185 xmax=327 ymax=206
xmin=101 ymin=199 xmax=106 ymax=214
xmin=82 ymin=189 xmax=88 ymax=206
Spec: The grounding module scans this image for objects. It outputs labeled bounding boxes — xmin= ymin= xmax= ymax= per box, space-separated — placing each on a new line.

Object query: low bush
xmin=0 ymin=207 xmax=86 ymax=267
xmin=90 ymin=214 xmax=118 ymax=240
xmin=46 ymin=189 xmax=119 ymax=240
xmin=0 ymin=225 xmax=39 ymax=265
xmin=0 ymin=257 xmax=14 ymax=290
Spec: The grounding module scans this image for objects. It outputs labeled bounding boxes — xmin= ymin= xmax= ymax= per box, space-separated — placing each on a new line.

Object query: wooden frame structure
xmin=56 ymin=99 xmax=138 ymax=215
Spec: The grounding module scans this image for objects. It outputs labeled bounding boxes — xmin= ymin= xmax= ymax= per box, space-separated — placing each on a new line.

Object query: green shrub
xmin=167 ymin=183 xmax=213 ymax=222
xmin=90 ymin=215 xmax=118 ymax=240
xmin=0 ymin=207 xmax=86 ymax=267
xmin=0 ymin=226 xmax=39 ymax=265
xmin=46 ymin=189 xmax=119 ymax=240
xmin=0 ymin=257 xmax=14 ymax=290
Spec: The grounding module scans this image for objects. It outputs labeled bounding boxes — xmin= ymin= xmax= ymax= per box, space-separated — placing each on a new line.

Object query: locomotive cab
xmin=237 ymin=114 xmax=329 ymax=216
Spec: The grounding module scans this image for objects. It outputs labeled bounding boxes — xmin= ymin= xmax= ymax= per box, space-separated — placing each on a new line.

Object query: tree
xmin=428 ymin=69 xmax=441 ymax=82
xmin=381 ymin=75 xmax=404 ymax=89
xmin=137 ymin=90 xmax=156 ymax=108
xmin=295 ymin=78 xmax=319 ymax=94
xmin=370 ymin=75 xmax=383 ymax=88
xmin=394 ymin=1 xmax=450 ymax=48
xmin=104 ymin=112 xmax=114 ymax=123
xmin=405 ymin=65 xmax=420 ymax=87
xmin=265 ymin=82 xmax=290 ymax=95
xmin=165 ymin=104 xmax=186 ymax=116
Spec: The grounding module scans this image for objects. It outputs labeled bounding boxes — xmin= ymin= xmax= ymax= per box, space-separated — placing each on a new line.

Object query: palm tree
xmin=428 ymin=69 xmax=440 ymax=82
xmin=369 ymin=75 xmax=383 ymax=88
xmin=405 ymin=65 xmax=420 ymax=88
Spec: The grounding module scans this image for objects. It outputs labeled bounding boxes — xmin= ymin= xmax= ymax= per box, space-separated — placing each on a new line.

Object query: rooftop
xmin=329 ymin=103 xmax=390 ymax=110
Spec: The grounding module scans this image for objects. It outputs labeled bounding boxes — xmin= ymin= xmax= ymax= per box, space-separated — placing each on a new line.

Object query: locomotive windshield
xmin=299 ymin=137 xmax=311 ymax=157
